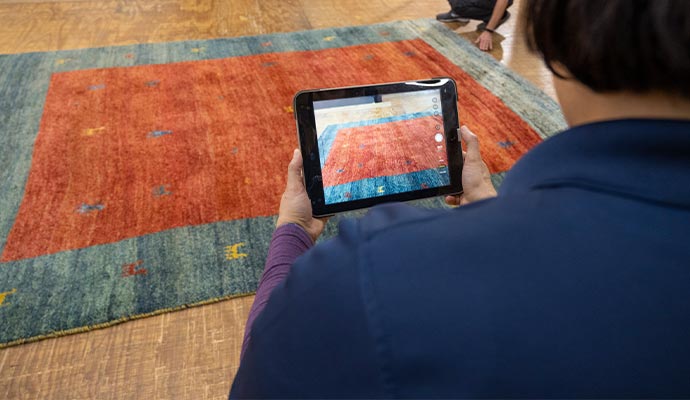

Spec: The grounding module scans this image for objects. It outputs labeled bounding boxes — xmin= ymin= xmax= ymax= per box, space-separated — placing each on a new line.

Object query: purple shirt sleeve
xmin=240 ymin=223 xmax=314 ymax=358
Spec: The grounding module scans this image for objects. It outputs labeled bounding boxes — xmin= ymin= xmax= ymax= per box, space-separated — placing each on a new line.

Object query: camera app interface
xmin=314 ymin=89 xmax=450 ymax=205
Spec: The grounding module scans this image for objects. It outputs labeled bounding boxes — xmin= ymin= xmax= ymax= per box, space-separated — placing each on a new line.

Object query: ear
xmin=547 ymin=61 xmax=573 ymax=81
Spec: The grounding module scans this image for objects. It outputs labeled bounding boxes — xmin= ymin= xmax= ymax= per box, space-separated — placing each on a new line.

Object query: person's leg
xmin=437 ymin=0 xmax=511 ymax=24
xmin=436 ymin=0 xmax=471 ymax=22
xmin=451 ymin=0 xmax=495 ymax=21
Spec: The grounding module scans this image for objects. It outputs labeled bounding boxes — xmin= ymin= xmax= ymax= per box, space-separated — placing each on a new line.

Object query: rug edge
xmin=0 ymin=291 xmax=255 ymax=349
xmin=1 ymin=19 xmax=429 ymax=57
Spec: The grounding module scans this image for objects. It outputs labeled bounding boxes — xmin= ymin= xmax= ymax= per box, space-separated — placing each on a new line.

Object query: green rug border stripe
xmin=0 ymin=19 xmax=566 ymax=348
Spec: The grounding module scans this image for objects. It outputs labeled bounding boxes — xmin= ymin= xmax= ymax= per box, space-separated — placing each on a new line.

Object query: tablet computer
xmin=294 ymin=78 xmax=463 ymax=217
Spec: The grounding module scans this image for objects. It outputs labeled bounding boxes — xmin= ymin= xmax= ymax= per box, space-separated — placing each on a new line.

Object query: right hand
xmin=445 ymin=125 xmax=497 ymax=206
xmin=475 ymin=31 xmax=494 ymax=51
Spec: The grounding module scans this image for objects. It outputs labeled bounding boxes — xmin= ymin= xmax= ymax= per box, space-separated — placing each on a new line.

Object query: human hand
xmin=276 ymin=149 xmax=328 ymax=242
xmin=445 ymin=126 xmax=497 ymax=206
xmin=475 ymin=31 xmax=493 ymax=51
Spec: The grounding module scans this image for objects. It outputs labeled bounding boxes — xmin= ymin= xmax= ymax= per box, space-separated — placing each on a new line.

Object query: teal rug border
xmin=0 ymin=19 xmax=566 ymax=348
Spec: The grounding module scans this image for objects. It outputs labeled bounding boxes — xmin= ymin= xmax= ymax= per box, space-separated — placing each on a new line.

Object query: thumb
xmin=460 ymin=126 xmax=481 ymax=161
xmin=286 ymin=149 xmax=304 ymax=191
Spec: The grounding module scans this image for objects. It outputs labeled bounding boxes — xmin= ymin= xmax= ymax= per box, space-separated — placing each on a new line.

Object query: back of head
xmin=523 ymin=0 xmax=690 ymax=99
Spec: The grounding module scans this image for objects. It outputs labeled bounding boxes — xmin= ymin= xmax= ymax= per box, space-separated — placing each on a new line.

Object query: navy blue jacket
xmin=231 ymin=119 xmax=690 ymax=398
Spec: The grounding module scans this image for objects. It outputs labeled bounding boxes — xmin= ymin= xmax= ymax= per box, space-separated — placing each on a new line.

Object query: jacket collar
xmin=499 ymin=119 xmax=690 ymax=208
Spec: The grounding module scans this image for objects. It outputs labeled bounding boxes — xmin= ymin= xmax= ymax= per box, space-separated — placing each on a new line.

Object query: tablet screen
xmin=314 ymin=88 xmax=449 ymax=205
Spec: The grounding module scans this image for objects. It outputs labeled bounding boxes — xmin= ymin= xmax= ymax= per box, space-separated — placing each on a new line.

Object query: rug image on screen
xmin=316 ymin=89 xmax=449 ymax=204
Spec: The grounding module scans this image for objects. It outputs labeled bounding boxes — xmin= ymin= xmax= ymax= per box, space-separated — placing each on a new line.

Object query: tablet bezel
xmin=294 ymin=78 xmax=463 ymax=217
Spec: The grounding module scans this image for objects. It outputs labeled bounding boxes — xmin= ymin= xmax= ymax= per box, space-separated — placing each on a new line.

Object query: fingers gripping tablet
xmin=294 ymin=78 xmax=463 ymax=216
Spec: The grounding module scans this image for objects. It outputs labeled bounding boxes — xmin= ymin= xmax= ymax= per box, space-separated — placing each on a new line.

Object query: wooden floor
xmin=0 ymin=1 xmax=554 ymax=399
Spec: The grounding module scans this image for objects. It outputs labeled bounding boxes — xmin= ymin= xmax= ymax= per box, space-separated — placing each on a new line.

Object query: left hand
xmin=276 ymin=149 xmax=328 ymax=243
xmin=475 ymin=31 xmax=493 ymax=51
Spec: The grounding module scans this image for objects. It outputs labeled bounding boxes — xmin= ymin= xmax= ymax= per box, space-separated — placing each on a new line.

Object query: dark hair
xmin=523 ymin=0 xmax=690 ymax=98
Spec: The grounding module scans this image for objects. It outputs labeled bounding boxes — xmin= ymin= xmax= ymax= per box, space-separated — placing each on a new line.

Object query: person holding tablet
xmin=230 ymin=0 xmax=690 ymax=397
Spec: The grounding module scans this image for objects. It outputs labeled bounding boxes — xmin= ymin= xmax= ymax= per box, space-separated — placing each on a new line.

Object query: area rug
xmin=0 ymin=19 xmax=566 ymax=348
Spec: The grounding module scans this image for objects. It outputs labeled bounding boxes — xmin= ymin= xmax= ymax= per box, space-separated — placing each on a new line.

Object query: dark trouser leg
xmin=449 ymin=0 xmax=513 ymax=22
xmin=449 ymin=0 xmax=494 ymax=21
